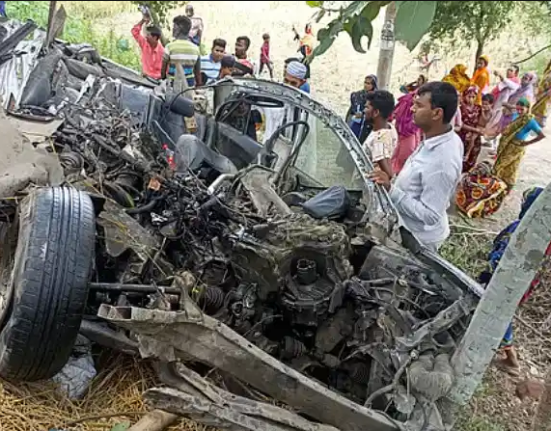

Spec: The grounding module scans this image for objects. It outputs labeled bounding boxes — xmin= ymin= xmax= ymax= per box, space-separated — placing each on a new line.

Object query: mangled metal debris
xmin=0 ymin=17 xmax=483 ymax=431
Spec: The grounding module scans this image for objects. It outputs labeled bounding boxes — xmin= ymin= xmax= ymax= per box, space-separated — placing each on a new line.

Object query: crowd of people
xmin=131 ymin=4 xmax=313 ymax=92
xmin=350 ymin=56 xmax=550 ymax=233
xmin=351 ymin=57 xmax=551 ymax=376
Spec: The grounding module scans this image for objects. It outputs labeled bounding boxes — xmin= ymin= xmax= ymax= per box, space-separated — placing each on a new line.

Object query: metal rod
xmin=89 ymin=282 xmax=181 ymax=295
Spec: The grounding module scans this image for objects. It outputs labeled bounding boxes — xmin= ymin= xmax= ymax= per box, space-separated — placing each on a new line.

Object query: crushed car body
xmin=0 ymin=18 xmax=484 ymax=431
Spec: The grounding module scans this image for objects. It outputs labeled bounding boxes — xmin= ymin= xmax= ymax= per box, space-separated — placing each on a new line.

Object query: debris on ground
xmin=0 ymin=16 xmax=485 ymax=431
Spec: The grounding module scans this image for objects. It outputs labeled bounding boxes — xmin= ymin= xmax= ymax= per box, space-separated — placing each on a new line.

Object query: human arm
xmin=194 ymin=57 xmax=202 ymax=87
xmin=131 ymin=20 xmax=148 ymax=49
xmin=377 ymin=159 xmax=393 ymax=181
xmin=522 ymin=119 xmax=545 ymax=146
xmin=161 ymin=50 xmax=169 ymax=80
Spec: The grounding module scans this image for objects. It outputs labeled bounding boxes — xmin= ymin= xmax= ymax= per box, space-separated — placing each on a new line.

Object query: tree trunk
xmin=474 ymin=39 xmax=485 ymax=74
xmin=449 ymin=184 xmax=551 ymax=407
xmin=533 ymin=366 xmax=551 ymax=429
xmin=376 ymin=2 xmax=397 ymax=90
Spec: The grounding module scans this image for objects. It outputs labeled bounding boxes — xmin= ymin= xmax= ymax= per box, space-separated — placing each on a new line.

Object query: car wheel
xmin=0 ymin=187 xmax=96 ymax=382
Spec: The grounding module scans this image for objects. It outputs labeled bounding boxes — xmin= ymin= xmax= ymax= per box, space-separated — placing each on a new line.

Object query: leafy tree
xmin=308 ymin=1 xmax=525 ymax=65
xmin=129 ymin=1 xmax=187 ymax=27
xmin=308 ymin=1 xmax=438 ymax=58
xmin=428 ymin=1 xmax=518 ymax=66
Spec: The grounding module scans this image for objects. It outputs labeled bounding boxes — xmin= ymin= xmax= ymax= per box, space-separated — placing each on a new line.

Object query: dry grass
xmin=0 ymin=353 xmax=206 ymax=431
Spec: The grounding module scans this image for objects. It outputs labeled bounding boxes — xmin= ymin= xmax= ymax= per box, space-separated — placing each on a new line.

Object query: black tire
xmin=0 ymin=187 xmax=96 ymax=382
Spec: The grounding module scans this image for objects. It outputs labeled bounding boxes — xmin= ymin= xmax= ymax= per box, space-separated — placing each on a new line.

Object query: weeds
xmin=6 ymin=1 xmax=140 ymax=70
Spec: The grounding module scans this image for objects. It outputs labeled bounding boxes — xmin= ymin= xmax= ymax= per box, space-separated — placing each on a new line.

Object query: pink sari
xmin=392 ymin=92 xmax=421 ymax=174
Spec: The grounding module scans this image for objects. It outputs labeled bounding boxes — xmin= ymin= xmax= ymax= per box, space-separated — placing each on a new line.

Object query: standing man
xmin=201 ymin=38 xmax=226 ymax=84
xmin=162 ymin=15 xmax=201 ymax=88
xmin=259 ymin=33 xmax=274 ymax=79
xmin=369 ymin=82 xmax=463 ymax=252
xmin=235 ymin=36 xmax=255 ymax=76
xmin=284 ymin=61 xmax=310 ymax=93
xmin=363 ymin=90 xmax=397 ymax=180
xmin=185 ymin=4 xmax=204 ymax=47
xmin=131 ymin=15 xmax=164 ymax=80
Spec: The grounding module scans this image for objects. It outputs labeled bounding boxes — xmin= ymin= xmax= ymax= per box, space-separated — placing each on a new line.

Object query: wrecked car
xmin=0 ymin=18 xmax=483 ymax=431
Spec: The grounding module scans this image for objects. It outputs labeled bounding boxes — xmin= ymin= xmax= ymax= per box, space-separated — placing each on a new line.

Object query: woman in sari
xmin=399 ymin=74 xmax=427 ymax=94
xmin=391 ymin=90 xmax=421 ymax=174
xmin=456 ymin=162 xmax=508 ymax=218
xmin=442 ymin=64 xmax=471 ymax=94
xmin=493 ymin=97 xmax=546 ymax=189
xmin=347 ymin=74 xmax=377 ymax=139
xmin=471 ymin=55 xmax=491 ymax=105
xmin=532 ymin=60 xmax=551 ymax=127
xmin=501 ymin=72 xmax=537 ymax=130
xmin=458 ymin=86 xmax=482 ymax=172
xmin=478 ymin=187 xmax=551 ymax=376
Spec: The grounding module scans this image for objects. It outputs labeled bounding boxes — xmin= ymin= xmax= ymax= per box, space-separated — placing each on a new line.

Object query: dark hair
xmin=510 ymin=65 xmax=520 ymax=75
xmin=236 ymin=36 xmax=251 ymax=50
xmin=212 ymin=38 xmax=227 ymax=50
xmin=417 ymin=82 xmax=458 ymax=124
xmin=263 ymin=33 xmax=270 ymax=40
xmin=221 ymin=55 xmax=235 ymax=68
xmin=174 ymin=15 xmax=192 ymax=34
xmin=482 ymin=93 xmax=495 ymax=104
xmin=284 ymin=57 xmax=300 ymax=65
xmin=146 ymin=25 xmax=162 ymax=39
xmin=366 ymin=90 xmax=395 ymax=120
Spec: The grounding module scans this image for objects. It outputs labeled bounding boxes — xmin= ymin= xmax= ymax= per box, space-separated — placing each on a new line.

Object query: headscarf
xmin=463 ymin=85 xmax=479 ymax=98
xmin=287 ymin=61 xmax=307 ymax=79
xmin=350 ymin=75 xmax=378 ymax=112
xmin=479 ymin=55 xmax=490 ymax=67
xmin=443 ymin=64 xmax=471 ymax=94
xmin=517 ymin=96 xmax=530 ymax=108
xmin=508 ymin=72 xmax=537 ymax=105
xmin=366 ymin=74 xmax=378 ymax=91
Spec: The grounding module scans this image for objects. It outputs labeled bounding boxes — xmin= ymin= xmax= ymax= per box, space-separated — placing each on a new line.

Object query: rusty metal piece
xmin=98 ymin=298 xmax=403 ymax=431
xmin=147 ymin=362 xmax=340 ymax=431
xmin=238 ymin=166 xmax=292 ymax=217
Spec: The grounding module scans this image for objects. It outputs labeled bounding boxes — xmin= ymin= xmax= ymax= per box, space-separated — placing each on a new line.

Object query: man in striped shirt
xmin=200 ymin=39 xmax=226 ymax=84
xmin=161 ymin=15 xmax=202 ymax=87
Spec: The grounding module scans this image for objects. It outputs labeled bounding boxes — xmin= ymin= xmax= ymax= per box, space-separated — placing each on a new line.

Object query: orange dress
xmin=472 ymin=67 xmax=490 ymax=105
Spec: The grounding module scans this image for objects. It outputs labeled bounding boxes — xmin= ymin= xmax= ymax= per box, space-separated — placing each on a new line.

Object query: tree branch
xmin=515 ymin=43 xmax=551 ymax=65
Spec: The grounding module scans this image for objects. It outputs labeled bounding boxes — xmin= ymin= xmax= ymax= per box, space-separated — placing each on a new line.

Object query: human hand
xmin=368 ymin=170 xmax=391 ymax=191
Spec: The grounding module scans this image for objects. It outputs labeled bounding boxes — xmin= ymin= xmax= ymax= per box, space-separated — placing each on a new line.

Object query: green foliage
xmin=130 ymin=1 xmax=187 ymax=27
xmin=309 ymin=1 xmax=438 ymax=59
xmin=428 ymin=1 xmax=517 ymax=51
xmin=6 ymin=1 xmax=140 ymax=71
xmin=395 ymin=1 xmax=437 ymax=51
xmin=310 ymin=1 xmax=392 ymax=57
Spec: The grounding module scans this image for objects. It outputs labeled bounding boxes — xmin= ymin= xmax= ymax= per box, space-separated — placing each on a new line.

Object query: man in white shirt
xmin=369 ymin=82 xmax=463 ymax=252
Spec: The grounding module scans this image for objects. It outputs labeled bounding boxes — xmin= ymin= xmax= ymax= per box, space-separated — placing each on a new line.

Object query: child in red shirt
xmin=259 ymin=33 xmax=274 ymax=79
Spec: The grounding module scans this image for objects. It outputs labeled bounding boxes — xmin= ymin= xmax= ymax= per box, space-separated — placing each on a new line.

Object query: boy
xmin=259 ymin=33 xmax=273 ymax=79
xmin=363 ymin=90 xmax=397 ymax=180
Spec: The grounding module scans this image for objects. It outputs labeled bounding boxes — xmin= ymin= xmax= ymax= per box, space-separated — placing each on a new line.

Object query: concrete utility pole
xmin=376 ymin=2 xmax=397 ymax=90
xmin=450 ymin=183 xmax=551 ymax=406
